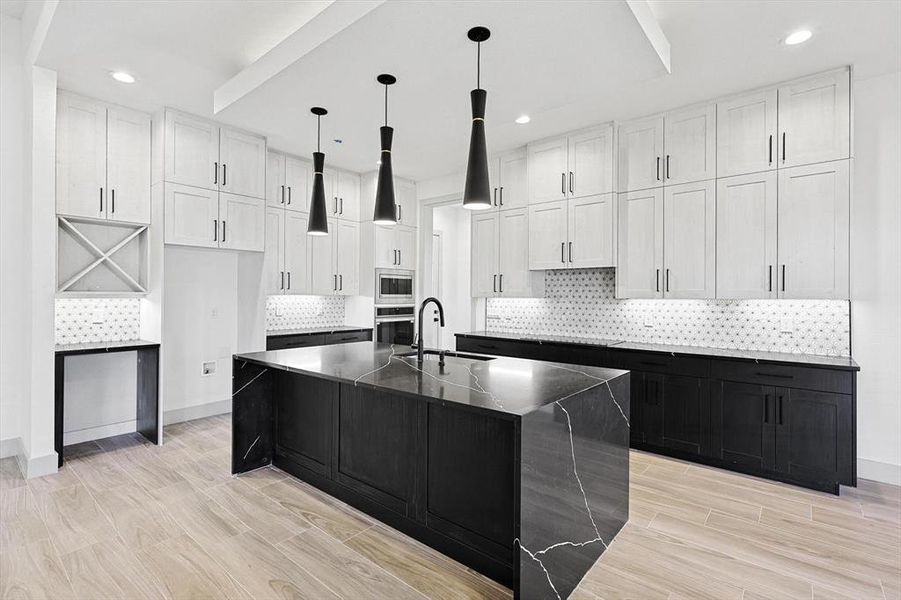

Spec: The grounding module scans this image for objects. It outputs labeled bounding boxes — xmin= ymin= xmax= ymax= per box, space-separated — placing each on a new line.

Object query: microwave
xmin=375 ymin=269 xmax=415 ymax=305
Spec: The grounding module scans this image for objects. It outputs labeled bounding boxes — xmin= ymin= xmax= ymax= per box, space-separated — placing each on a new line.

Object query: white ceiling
xmin=34 ymin=0 xmax=901 ymax=181
xmin=0 ymin=0 xmax=25 ymax=19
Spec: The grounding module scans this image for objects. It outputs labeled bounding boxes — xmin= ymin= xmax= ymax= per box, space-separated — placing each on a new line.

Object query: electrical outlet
xmin=275 ymin=304 xmax=283 ymax=317
xmin=780 ymin=318 xmax=794 ymax=334
xmin=91 ymin=309 xmax=106 ymax=324
xmin=201 ymin=361 xmax=216 ymax=376
xmin=644 ymin=318 xmax=654 ymax=328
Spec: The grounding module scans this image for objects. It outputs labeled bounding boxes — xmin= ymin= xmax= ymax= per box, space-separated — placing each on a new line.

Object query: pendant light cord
xmin=385 ymin=84 xmax=388 ymax=127
xmin=476 ymin=41 xmax=481 ymax=89
xmin=316 ymin=115 xmax=321 ymax=152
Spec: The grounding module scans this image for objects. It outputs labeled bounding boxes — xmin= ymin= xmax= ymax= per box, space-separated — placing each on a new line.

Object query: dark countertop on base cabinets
xmin=234 ymin=341 xmax=629 ymax=417
xmin=456 ymin=331 xmax=860 ymax=371
xmin=55 ymin=339 xmax=160 ymax=355
xmin=266 ymin=325 xmax=372 ymax=337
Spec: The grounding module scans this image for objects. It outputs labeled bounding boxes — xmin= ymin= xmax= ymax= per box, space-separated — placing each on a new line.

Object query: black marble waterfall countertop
xmin=234 ymin=342 xmax=628 ymax=417
xmin=457 ymin=331 xmax=859 ymax=371
xmin=266 ymin=325 xmax=372 ymax=337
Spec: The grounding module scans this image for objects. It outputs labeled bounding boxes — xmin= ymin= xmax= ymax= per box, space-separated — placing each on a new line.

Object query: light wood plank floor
xmin=1 ymin=415 xmax=898 ymax=599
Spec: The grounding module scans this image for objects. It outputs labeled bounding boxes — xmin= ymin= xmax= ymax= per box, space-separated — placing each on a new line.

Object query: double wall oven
xmin=374 ymin=269 xmax=415 ymax=345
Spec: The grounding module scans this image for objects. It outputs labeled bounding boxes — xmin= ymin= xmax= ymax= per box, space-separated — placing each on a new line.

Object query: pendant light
xmin=462 ymin=26 xmax=492 ymax=210
xmin=308 ymin=107 xmax=329 ymax=236
xmin=373 ymin=74 xmax=398 ymax=225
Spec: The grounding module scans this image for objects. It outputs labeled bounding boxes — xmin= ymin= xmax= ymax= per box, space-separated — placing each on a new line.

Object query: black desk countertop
xmin=266 ymin=326 xmax=372 ymax=337
xmin=55 ymin=339 xmax=159 ymax=356
xmin=235 ymin=341 xmax=628 ymax=417
xmin=456 ymin=331 xmax=860 ymax=371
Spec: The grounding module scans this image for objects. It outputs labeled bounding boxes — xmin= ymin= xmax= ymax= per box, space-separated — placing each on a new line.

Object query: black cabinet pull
xmin=340 ymin=197 xmax=343 ymax=214
xmin=782 ymin=132 xmax=786 ymax=162
xmin=569 ymin=171 xmax=574 ymax=194
xmin=756 ymin=372 xmax=793 ymax=379
xmin=476 ymin=343 xmax=496 ymax=350
xmin=778 ymin=395 xmax=784 ymax=425
xmin=111 ymin=189 xmax=115 ymax=213
xmin=656 ymin=268 xmax=660 ymax=293
xmin=768 ymin=265 xmax=773 ymax=292
xmin=561 ymin=241 xmax=565 ymax=264
xmin=561 ymin=172 xmax=565 ymax=195
xmin=214 ymin=162 xmax=218 ymax=184
xmin=287 ymin=271 xmax=291 ymax=289
xmin=666 ymin=155 xmax=671 ymax=179
xmin=499 ymin=186 xmax=504 ymax=206
xmin=398 ymin=204 xmax=402 ymax=221
xmin=568 ymin=241 xmax=573 ymax=263
xmin=99 ymin=187 xmax=103 ymax=214
xmin=287 ymin=186 xmax=292 ymax=205
xmin=334 ymin=197 xmax=338 ymax=214
xmin=280 ymin=185 xmax=285 ymax=204
xmin=493 ymin=274 xmax=497 ymax=293
xmin=764 ymin=395 xmax=770 ymax=423
xmin=640 ymin=361 xmax=667 ymax=368
xmin=213 ymin=219 xmax=218 ymax=241
xmin=222 ymin=163 xmax=227 ymax=186
xmin=221 ymin=220 xmax=226 ymax=242
xmin=339 ymin=274 xmax=343 ymax=291
xmin=656 ymin=156 xmax=660 ymax=181
xmin=280 ymin=271 xmax=284 ymax=289
xmin=666 ymin=268 xmax=670 ymax=292
xmin=493 ymin=188 xmax=497 ymax=206
xmin=782 ymin=264 xmax=786 ymax=292
xmin=333 ymin=274 xmax=337 ymax=291
xmin=768 ymin=135 xmax=773 ymax=165
xmin=499 ymin=273 xmax=504 ymax=293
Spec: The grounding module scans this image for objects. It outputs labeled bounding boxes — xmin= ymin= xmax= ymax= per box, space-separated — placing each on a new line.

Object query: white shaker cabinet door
xmin=335 ymin=219 xmax=360 ymax=295
xmin=219 ymin=127 xmax=266 ymax=199
xmin=374 ymin=225 xmax=398 ymax=268
xmin=568 ymin=194 xmax=615 ymax=269
xmin=617 ymin=115 xmax=664 ymax=192
xmin=497 ymin=148 xmax=528 ymax=210
xmin=527 ymin=136 xmax=568 ymax=204
xmin=717 ymin=88 xmax=777 ymax=178
xmin=664 ymin=103 xmax=716 ymax=185
xmin=106 ymin=106 xmax=151 ymax=224
xmin=337 ymin=170 xmax=361 ymax=221
xmin=284 ymin=211 xmax=310 ymax=294
xmin=528 ymin=200 xmax=568 ymax=270
xmin=264 ymin=208 xmax=285 ymax=294
xmin=164 ymin=183 xmax=220 ymax=248
xmin=285 ymin=155 xmax=311 ymax=213
xmin=395 ymin=178 xmax=418 ymax=225
xmin=266 ymin=151 xmax=286 ymax=209
xmin=395 ymin=226 xmax=417 ymax=270
xmin=220 ymin=193 xmax=265 ymax=252
xmin=777 ymin=160 xmax=850 ymax=299
xmin=715 ymin=172 xmax=777 ymax=299
xmin=616 ymin=188 xmax=663 ymax=298
xmin=497 ymin=208 xmax=530 ymax=296
xmin=56 ymin=92 xmax=107 ymax=219
xmin=164 ymin=110 xmax=219 ymax=191
xmin=309 ymin=222 xmax=336 ymax=295
xmin=471 ymin=212 xmax=499 ymax=297
xmin=663 ymin=180 xmax=716 ymax=298
xmin=568 ymin=125 xmax=614 ymax=197
xmin=778 ymin=69 xmax=850 ymax=168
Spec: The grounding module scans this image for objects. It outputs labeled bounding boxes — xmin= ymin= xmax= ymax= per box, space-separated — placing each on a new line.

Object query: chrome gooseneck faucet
xmin=415 ymin=297 xmax=445 ymax=366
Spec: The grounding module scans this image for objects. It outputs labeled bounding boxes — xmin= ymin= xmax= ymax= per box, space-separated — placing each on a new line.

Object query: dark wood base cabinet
xmin=457 ymin=335 xmax=857 ymax=494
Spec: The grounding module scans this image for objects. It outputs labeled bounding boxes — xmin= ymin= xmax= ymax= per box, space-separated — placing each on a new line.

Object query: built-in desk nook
xmin=54 ymin=340 xmax=160 ymax=466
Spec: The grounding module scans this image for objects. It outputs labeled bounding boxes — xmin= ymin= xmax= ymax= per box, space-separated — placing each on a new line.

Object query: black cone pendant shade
xmin=373 ymin=74 xmax=398 ymax=225
xmin=463 ymin=26 xmax=492 ymax=210
xmin=308 ymin=107 xmax=329 ymax=236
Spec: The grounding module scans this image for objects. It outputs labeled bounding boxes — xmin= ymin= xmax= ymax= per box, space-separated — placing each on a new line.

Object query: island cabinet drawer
xmin=606 ymin=350 xmax=710 ymax=378
xmin=325 ymin=330 xmax=371 ymax=344
xmin=712 ymin=360 xmax=852 ymax=394
xmin=267 ymin=334 xmax=326 ymax=350
xmin=456 ymin=336 xmax=605 ymax=367
xmin=457 ymin=336 xmax=530 ymax=358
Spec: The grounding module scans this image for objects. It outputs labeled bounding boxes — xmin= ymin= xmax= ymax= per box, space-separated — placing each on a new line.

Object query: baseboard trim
xmin=0 ymin=437 xmax=22 ymax=459
xmin=857 ymin=458 xmax=901 ymax=486
xmin=64 ymin=420 xmax=136 ymax=446
xmin=24 ymin=451 xmax=58 ymax=479
xmin=164 ymin=399 xmax=231 ymax=426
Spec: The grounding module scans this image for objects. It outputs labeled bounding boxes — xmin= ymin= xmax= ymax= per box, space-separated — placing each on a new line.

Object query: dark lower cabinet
xmin=708 ymin=381 xmax=776 ymax=471
xmin=267 ymin=329 xmax=372 ymax=350
xmin=275 ymin=374 xmax=335 ymax=476
xmin=630 ymin=372 xmax=662 ymax=447
xmin=631 ymin=371 xmax=705 ymax=457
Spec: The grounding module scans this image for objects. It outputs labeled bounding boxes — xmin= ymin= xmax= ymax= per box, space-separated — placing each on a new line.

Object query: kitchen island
xmin=232 ymin=342 xmax=630 ymax=599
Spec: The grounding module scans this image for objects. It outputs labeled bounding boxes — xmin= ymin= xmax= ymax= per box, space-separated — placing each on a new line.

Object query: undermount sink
xmin=398 ymin=349 xmax=496 ymax=361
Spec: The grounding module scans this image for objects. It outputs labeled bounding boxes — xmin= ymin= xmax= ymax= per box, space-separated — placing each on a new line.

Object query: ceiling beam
xmin=213 ymin=0 xmax=384 ymax=114
xmin=626 ymin=0 xmax=671 ymax=74
xmin=22 ymin=0 xmax=58 ymax=66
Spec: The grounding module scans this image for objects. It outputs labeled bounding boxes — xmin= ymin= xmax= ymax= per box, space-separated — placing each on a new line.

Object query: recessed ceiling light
xmin=110 ymin=71 xmax=136 ymax=84
xmin=515 ymin=114 xmax=531 ymax=124
xmin=784 ymin=30 xmax=812 ymax=45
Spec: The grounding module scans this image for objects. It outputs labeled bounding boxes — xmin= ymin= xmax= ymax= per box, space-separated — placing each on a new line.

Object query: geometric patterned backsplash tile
xmin=265 ymin=295 xmax=345 ymax=331
xmin=55 ymin=298 xmax=142 ymax=345
xmin=487 ymin=268 xmax=851 ymax=357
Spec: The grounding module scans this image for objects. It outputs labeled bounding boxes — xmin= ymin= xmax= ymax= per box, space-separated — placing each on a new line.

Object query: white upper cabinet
xmin=220 ymin=192 xmax=265 ymax=252
xmin=336 ymin=171 xmax=361 ymax=221
xmin=617 ymin=115 xmax=664 ymax=192
xmin=568 ymin=194 xmax=616 ymax=268
xmin=528 ymin=200 xmax=568 ymax=270
xmin=285 ymin=156 xmax=310 ymax=213
xmin=283 ymin=211 xmax=310 ymax=294
xmin=471 ymin=212 xmax=499 ymax=297
xmin=395 ymin=226 xmax=416 ymax=270
xmin=266 ymin=151 xmax=286 ymax=209
xmin=164 ymin=183 xmax=220 ymax=249
xmin=165 ymin=110 xmax=219 ymax=191
xmin=309 ymin=228 xmax=336 ymax=295
xmin=528 ymin=137 xmax=568 ymax=204
xmin=568 ymin=126 xmax=615 ymax=197
xmin=664 ymin=103 xmax=716 ymax=185
xmin=57 ymin=92 xmax=151 ymax=224
xmin=497 ymin=208 xmax=531 ymax=296
xmin=716 ymin=172 xmax=777 ymax=299
xmin=374 ymin=225 xmax=398 ymax=268
xmin=778 ymin=69 xmax=850 ymax=168
xmin=717 ymin=88 xmax=777 ymax=177
xmin=264 ymin=207 xmax=285 ymax=295
xmin=496 ymin=148 xmax=528 ymax=210
xmin=219 ymin=127 xmax=266 ymax=199
xmin=777 ymin=160 xmax=849 ymax=299
xmin=616 ymin=188 xmax=663 ymax=298
xmin=334 ymin=220 xmax=360 ymax=295
xmin=663 ymin=181 xmax=715 ymax=298
xmin=395 ymin=178 xmax=418 ymax=225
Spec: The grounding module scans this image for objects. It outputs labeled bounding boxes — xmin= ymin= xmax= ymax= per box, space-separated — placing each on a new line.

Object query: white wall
xmin=431 ymin=204 xmax=472 ymax=350
xmin=851 ymin=69 xmax=901 ymax=484
xmin=163 ymin=246 xmax=237 ymax=421
xmin=0 ymin=14 xmax=26 ymax=455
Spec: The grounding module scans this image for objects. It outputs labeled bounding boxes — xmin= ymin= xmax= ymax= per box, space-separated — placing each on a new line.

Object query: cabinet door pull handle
xmin=768 ymin=265 xmax=773 ymax=292
xmin=569 ymin=241 xmax=573 ymax=263
xmin=778 ymin=395 xmax=784 ymax=425
xmin=561 ymin=172 xmax=565 ymax=195
xmin=214 ymin=162 xmax=218 ymax=184
xmin=111 ymin=189 xmax=115 ymax=214
xmin=340 ymin=197 xmax=343 ymax=214
xmin=493 ymin=274 xmax=497 ymax=293
xmin=499 ymin=273 xmax=503 ymax=293
xmin=782 ymin=132 xmax=786 ymax=162
xmin=399 ymin=204 xmax=402 ymax=221
xmin=287 ymin=271 xmax=291 ymax=289
xmin=499 ymin=186 xmax=504 ymax=206
xmin=221 ymin=220 xmax=226 ymax=243
xmin=398 ymin=250 xmax=401 ymax=265
xmin=656 ymin=156 xmax=660 ymax=181
xmin=281 ymin=185 xmax=285 ymax=204
xmin=334 ymin=197 xmax=339 ymax=214
xmin=287 ymin=186 xmax=292 ymax=205
xmin=781 ymin=264 xmax=786 ymax=292
xmin=561 ymin=241 xmax=565 ymax=264
xmin=222 ymin=163 xmax=227 ymax=186
xmin=666 ymin=155 xmax=671 ymax=179
xmin=756 ymin=372 xmax=793 ymax=379
xmin=764 ymin=395 xmax=770 ymax=424
xmin=493 ymin=188 xmax=497 ymax=207
xmin=99 ymin=187 xmax=104 ymax=214
xmin=339 ymin=274 xmax=343 ymax=291
xmin=280 ymin=271 xmax=284 ymax=290
xmin=569 ymin=171 xmax=574 ymax=194
xmin=768 ymin=135 xmax=773 ymax=165
xmin=666 ymin=268 xmax=670 ymax=292
xmin=213 ymin=219 xmax=218 ymax=241
xmin=639 ymin=361 xmax=667 ymax=368
xmin=333 ymin=274 xmax=337 ymax=291
xmin=656 ymin=268 xmax=660 ymax=292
